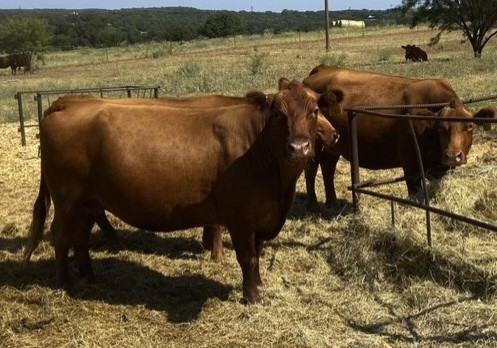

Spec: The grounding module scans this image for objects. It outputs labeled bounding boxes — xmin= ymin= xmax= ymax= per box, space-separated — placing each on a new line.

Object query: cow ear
xmin=245 ymin=90 xmax=269 ymax=106
xmin=278 ymin=77 xmax=291 ymax=91
xmin=473 ymin=107 xmax=496 ymax=131
xmin=410 ymin=108 xmax=436 ymax=135
xmin=412 ymin=120 xmax=432 ymax=135
xmin=318 ymin=88 xmax=343 ymax=117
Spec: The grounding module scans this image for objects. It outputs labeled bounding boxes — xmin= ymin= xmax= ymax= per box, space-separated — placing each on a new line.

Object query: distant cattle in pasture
xmin=401 ymin=44 xmax=428 ymax=62
xmin=10 ymin=52 xmax=32 ymax=73
xmin=0 ymin=52 xmax=32 ymax=74
xmin=0 ymin=55 xmax=11 ymax=71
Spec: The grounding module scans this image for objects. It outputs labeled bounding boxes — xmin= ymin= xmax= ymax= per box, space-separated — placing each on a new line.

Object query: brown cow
xmin=401 ymin=44 xmax=428 ymax=62
xmin=47 ymin=91 xmax=279 ymax=261
xmin=24 ymin=80 xmax=339 ymax=304
xmin=303 ymin=64 xmax=495 ymax=209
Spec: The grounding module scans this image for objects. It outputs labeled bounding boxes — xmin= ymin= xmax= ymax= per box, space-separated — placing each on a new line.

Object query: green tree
xmin=202 ymin=11 xmax=245 ymax=38
xmin=0 ymin=17 xmax=51 ymax=53
xmin=402 ymin=0 xmax=497 ymax=58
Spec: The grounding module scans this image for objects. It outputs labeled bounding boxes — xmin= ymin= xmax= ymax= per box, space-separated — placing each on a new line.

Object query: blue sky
xmin=1 ymin=1 xmax=402 ymax=12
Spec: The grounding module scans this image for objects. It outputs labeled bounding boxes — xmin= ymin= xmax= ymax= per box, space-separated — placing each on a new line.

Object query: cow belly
xmin=103 ymin=198 xmax=218 ymax=232
xmin=336 ymin=139 xmax=401 ymax=170
xmin=88 ymin=168 xmax=220 ymax=232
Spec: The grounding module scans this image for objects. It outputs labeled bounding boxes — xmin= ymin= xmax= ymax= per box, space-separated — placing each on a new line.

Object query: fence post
xmin=348 ymin=110 xmax=360 ymax=210
xmin=16 ymin=92 xmax=26 ymax=146
xmin=35 ymin=93 xmax=43 ymax=123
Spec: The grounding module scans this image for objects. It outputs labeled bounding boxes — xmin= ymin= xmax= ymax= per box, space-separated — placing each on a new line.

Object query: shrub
xmin=248 ymin=51 xmax=269 ymax=75
xmin=319 ymin=52 xmax=347 ymax=66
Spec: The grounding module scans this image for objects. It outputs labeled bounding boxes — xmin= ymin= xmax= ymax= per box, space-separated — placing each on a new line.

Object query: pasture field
xmin=1 ymin=25 xmax=497 ymax=347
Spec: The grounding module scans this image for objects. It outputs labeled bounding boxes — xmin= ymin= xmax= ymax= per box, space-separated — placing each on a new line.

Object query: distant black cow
xmin=10 ymin=52 xmax=32 ymax=74
xmin=0 ymin=52 xmax=32 ymax=74
xmin=401 ymin=44 xmax=428 ymax=62
xmin=0 ymin=55 xmax=9 ymax=71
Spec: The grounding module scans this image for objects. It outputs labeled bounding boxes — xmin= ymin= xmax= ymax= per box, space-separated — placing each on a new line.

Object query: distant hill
xmin=0 ymin=7 xmax=406 ymax=49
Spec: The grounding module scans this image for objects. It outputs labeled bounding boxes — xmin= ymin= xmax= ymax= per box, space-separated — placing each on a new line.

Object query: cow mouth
xmin=442 ymin=151 xmax=467 ymax=166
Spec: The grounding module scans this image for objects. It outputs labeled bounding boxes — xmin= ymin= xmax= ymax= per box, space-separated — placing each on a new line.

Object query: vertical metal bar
xmin=407 ymin=119 xmax=432 ymax=247
xmin=16 ymin=92 xmax=26 ymax=146
xmin=348 ymin=110 xmax=360 ymax=210
xmin=154 ymin=87 xmax=159 ymax=98
xmin=324 ymin=0 xmax=330 ymax=52
xmin=36 ymin=93 xmax=43 ymax=123
xmin=127 ymin=88 xmax=132 ymax=98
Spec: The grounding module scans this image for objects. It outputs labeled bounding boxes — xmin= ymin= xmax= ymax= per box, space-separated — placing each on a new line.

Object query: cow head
xmin=269 ymin=78 xmax=338 ymax=160
xmin=432 ymin=100 xmax=473 ymax=166
xmin=421 ymin=100 xmax=495 ymax=167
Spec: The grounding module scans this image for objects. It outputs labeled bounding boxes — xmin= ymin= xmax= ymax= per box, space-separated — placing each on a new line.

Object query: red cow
xmin=24 ymin=80 xmax=339 ymax=304
xmin=303 ymin=64 xmax=495 ymax=209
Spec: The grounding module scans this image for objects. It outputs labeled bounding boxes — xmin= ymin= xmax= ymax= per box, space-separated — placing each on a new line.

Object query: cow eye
xmin=309 ymin=107 xmax=319 ymax=119
xmin=466 ymin=123 xmax=474 ymax=132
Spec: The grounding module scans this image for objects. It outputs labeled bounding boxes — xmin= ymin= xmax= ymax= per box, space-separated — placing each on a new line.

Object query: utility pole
xmin=324 ymin=0 xmax=330 ymax=51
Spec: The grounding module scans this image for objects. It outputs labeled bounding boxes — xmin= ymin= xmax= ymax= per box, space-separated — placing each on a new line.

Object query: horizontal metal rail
xmin=16 ymin=85 xmax=161 ymax=146
xmin=352 ymin=186 xmax=497 ymax=233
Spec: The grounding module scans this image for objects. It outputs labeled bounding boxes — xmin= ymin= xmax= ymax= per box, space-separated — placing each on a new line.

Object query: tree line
xmin=1 ymin=2 xmax=496 ymax=59
xmin=0 ymin=7 xmax=404 ymax=51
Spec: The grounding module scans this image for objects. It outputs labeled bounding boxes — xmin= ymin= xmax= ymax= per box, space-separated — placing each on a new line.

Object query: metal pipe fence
xmin=15 ymin=85 xmax=160 ymax=146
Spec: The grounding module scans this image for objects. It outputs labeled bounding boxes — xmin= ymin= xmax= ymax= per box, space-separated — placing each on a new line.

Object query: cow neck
xmin=248 ymin=113 xmax=306 ymax=203
xmin=247 ymin=112 xmax=275 ymax=178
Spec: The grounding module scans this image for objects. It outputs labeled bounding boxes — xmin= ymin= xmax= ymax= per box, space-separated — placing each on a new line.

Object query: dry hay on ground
xmin=1 ymin=122 xmax=497 ymax=348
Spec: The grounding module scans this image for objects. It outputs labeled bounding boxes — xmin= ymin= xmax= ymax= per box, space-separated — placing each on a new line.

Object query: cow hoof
xmin=306 ymin=201 xmax=320 ymax=213
xmin=210 ymin=250 xmax=225 ymax=261
xmin=239 ymin=296 xmax=263 ymax=305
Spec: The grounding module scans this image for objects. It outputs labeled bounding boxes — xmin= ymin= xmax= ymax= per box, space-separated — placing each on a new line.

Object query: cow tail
xmin=24 ymin=170 xmax=51 ymax=263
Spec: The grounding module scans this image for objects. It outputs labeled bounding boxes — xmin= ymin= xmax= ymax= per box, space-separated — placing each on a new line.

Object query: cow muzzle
xmin=442 ymin=150 xmax=467 ymax=166
xmin=288 ymin=138 xmax=313 ymax=158
xmin=330 ymin=132 xmax=340 ymax=146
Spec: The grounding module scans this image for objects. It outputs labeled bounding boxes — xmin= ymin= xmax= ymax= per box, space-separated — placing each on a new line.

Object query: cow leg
xmin=202 ymin=225 xmax=225 ymax=261
xmin=304 ymin=158 xmax=320 ymax=212
xmin=254 ymin=237 xmax=264 ymax=287
xmin=321 ymin=153 xmax=340 ymax=207
xmin=402 ymin=165 xmax=422 ymax=198
xmin=51 ymin=210 xmax=72 ymax=290
xmin=72 ymin=210 xmax=95 ymax=282
xmin=94 ymin=209 xmax=119 ymax=242
xmin=228 ymin=227 xmax=262 ymax=304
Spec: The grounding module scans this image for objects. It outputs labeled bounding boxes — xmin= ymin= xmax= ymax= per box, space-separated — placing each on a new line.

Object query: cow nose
xmin=444 ymin=150 xmax=466 ymax=166
xmin=332 ymin=132 xmax=340 ymax=145
xmin=454 ymin=151 xmax=466 ymax=164
xmin=289 ymin=139 xmax=312 ymax=157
